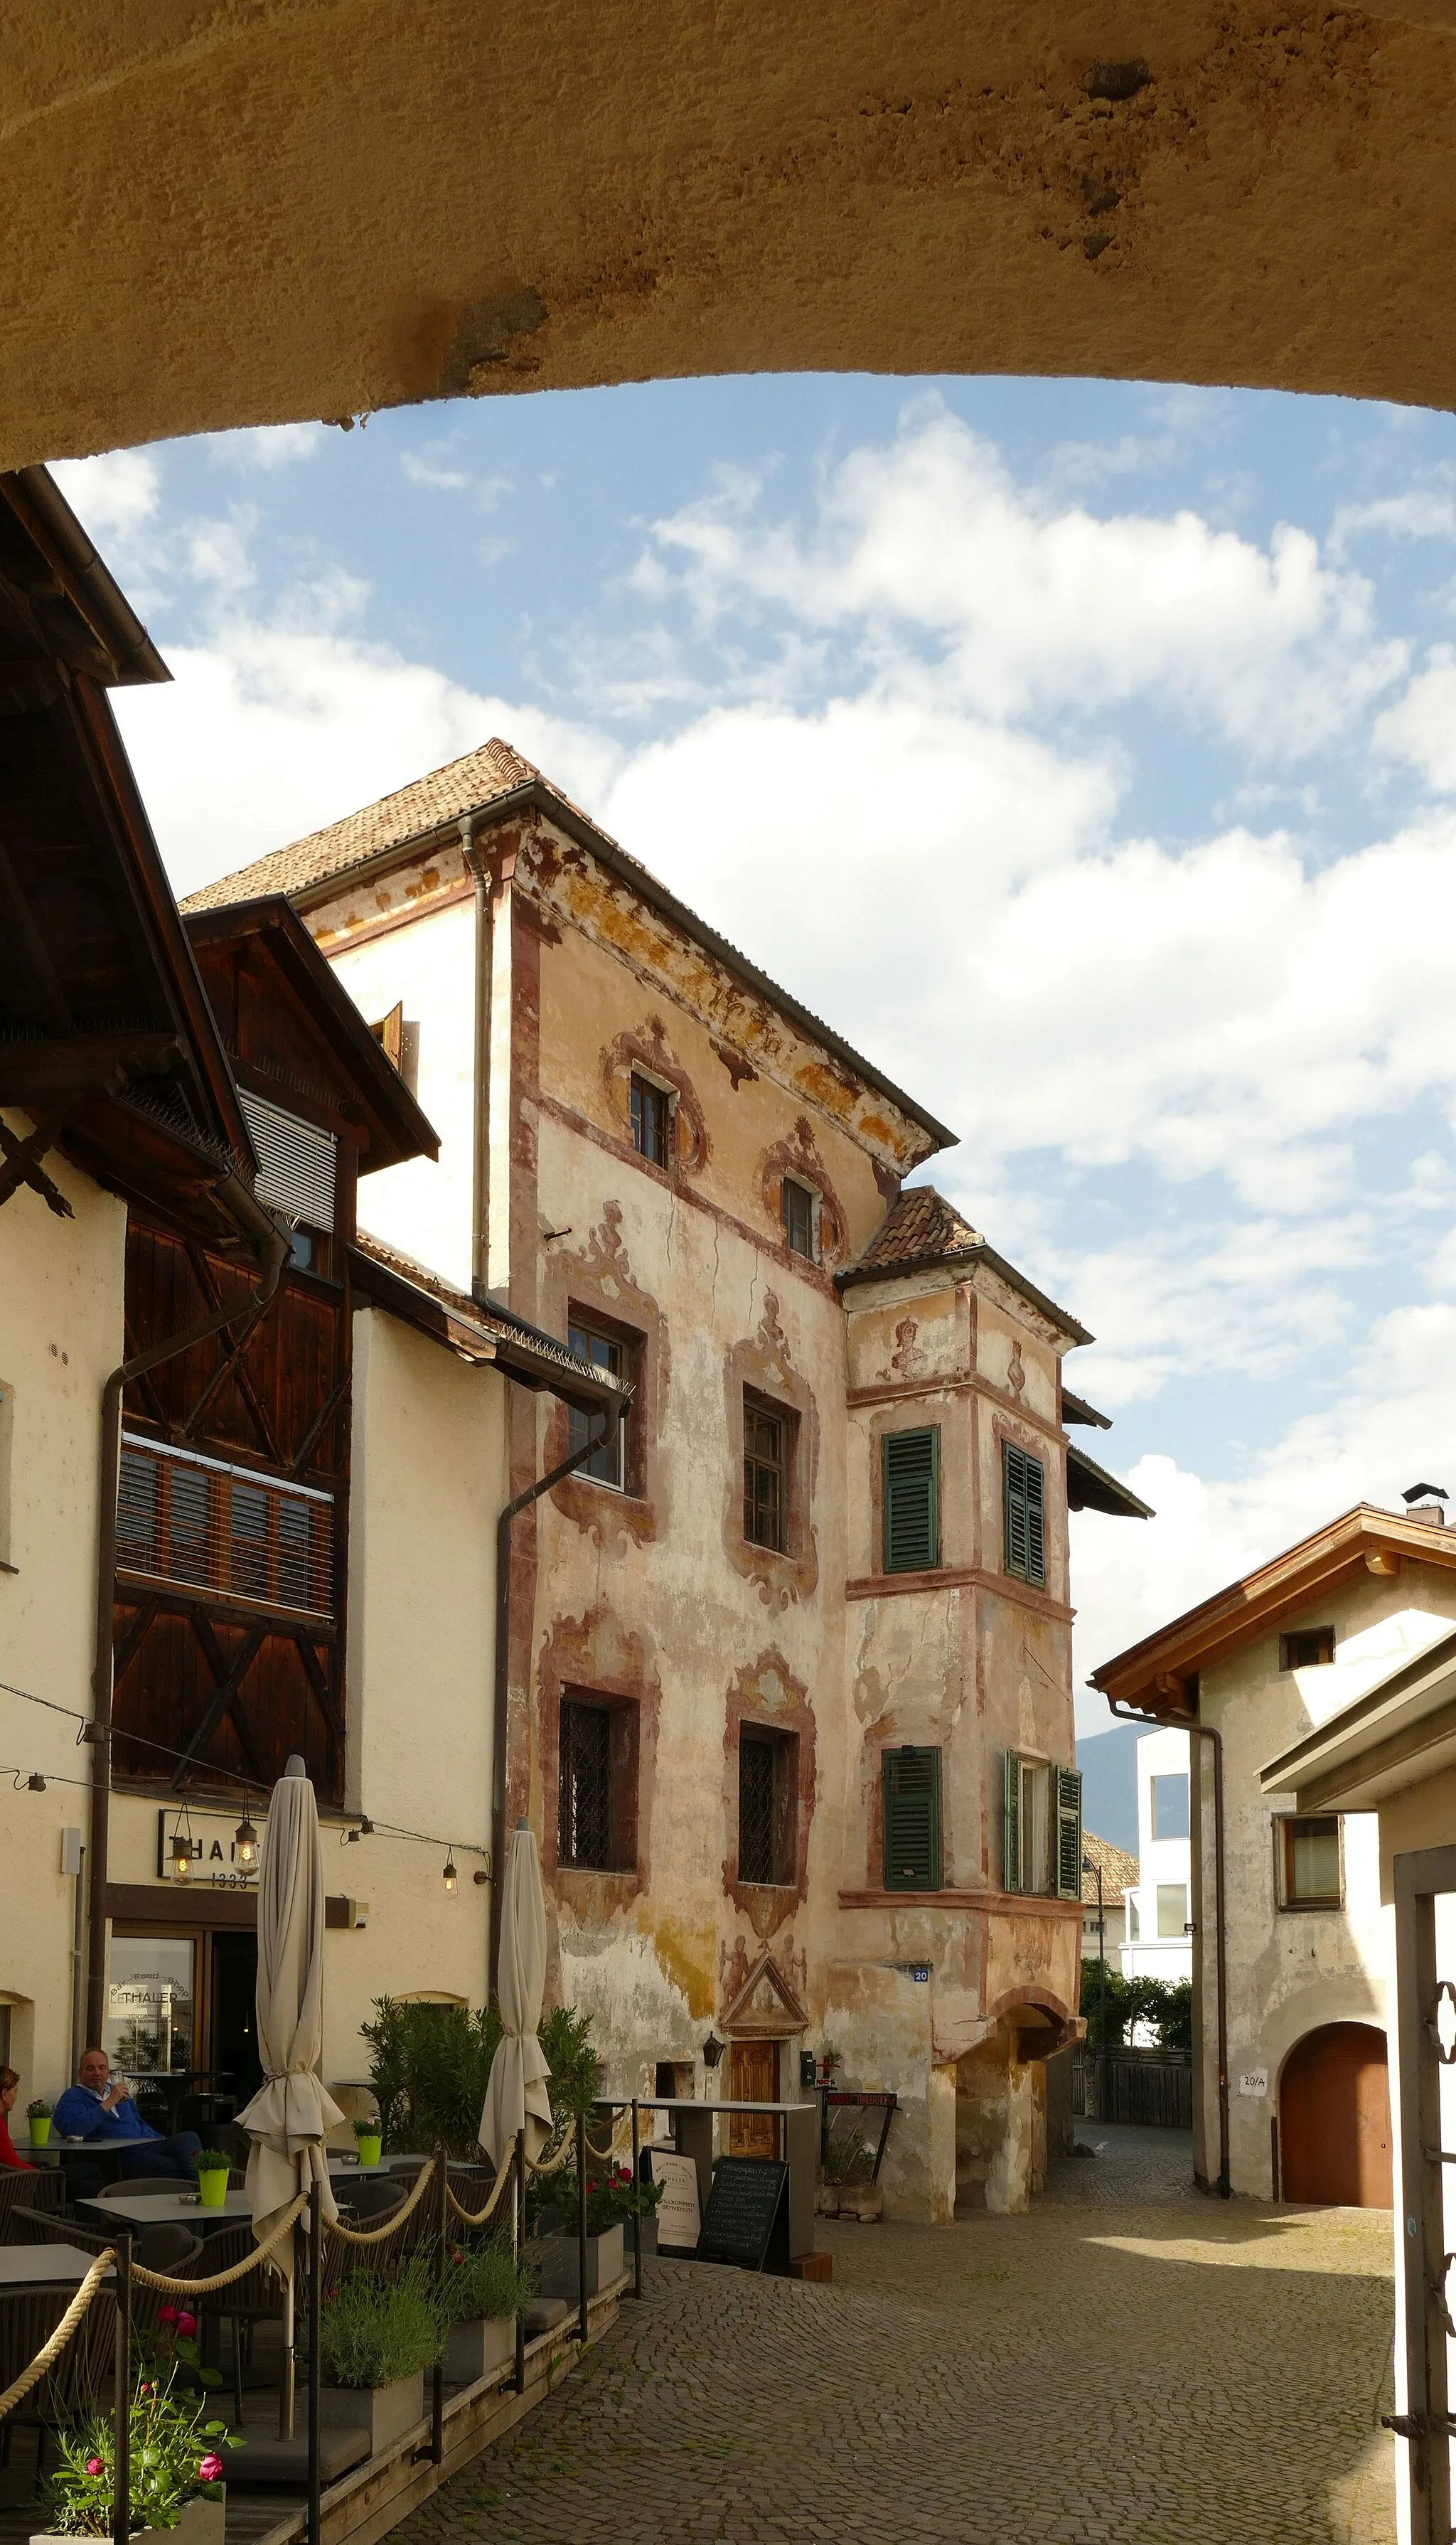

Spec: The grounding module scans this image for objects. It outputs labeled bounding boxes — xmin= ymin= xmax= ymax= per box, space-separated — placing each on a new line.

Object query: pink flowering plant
xmin=144 ymin=2301 xmax=220 ymax=2394
xmin=48 ymin=2369 xmax=240 ymax=2535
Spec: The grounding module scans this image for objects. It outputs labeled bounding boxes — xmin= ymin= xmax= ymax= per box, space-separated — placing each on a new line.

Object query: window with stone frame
xmin=737 ymin=1727 xmax=798 ymax=1886
xmin=567 ymin=1315 xmax=636 ymax=1490
xmin=630 ymin=1073 xmax=670 ymax=1168
xmin=781 ymin=1175 xmax=815 ymax=1260
xmin=557 ymin=1693 xmax=641 ymax=1874
xmin=743 ymin=1393 xmax=789 ymax=1552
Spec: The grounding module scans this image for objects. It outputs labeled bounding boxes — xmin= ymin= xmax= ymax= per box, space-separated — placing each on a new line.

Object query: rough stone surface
xmin=392 ymin=2123 xmax=1397 ymax=2543
xmin=11 ymin=2 xmax=1456 ymax=468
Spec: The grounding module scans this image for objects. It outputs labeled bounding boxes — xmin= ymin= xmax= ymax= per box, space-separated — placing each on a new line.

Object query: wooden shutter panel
xmin=1056 ymin=1768 xmax=1083 ymax=1900
xmin=882 ymin=1429 xmax=939 ymax=1574
xmin=1003 ymin=1444 xmax=1046 ymax=1587
xmin=883 ymin=1747 xmax=941 ymax=1890
xmin=1004 ymin=1749 xmax=1022 ymax=1893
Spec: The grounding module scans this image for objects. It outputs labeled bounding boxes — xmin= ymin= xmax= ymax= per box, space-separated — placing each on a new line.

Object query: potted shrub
xmin=440 ymin=2239 xmax=535 ymax=2385
xmin=318 ymin=2261 xmax=446 ymax=2455
xmin=352 ymin=2113 xmax=382 ymax=2168
xmin=28 ymin=2097 xmax=52 ymax=2150
xmin=819 ymin=2123 xmax=877 ymax=2219
xmin=539 ymin=2165 xmax=655 ymax=2302
xmin=33 ymin=2369 xmax=237 ymax=2545
xmin=192 ymin=2150 xmax=230 ymax=2212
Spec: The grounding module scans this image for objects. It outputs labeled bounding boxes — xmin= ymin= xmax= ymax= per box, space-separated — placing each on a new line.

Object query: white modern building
xmin=1120 ymin=1727 xmax=1194 ymax=1982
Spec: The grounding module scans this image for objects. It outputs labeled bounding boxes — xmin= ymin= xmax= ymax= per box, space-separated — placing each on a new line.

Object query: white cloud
xmin=1329 ymin=489 xmax=1456 ymax=557
xmin=1375 ymin=648 xmax=1456 ymax=790
xmin=641 ymin=402 xmax=1406 ymax=757
xmin=1072 ymin=1299 xmax=1456 ymax=1727
xmin=206 ymin=424 xmax=326 ymax=472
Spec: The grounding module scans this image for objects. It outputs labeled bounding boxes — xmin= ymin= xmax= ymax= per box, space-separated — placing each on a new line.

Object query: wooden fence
xmin=1073 ymin=2047 xmax=1193 ymax=2130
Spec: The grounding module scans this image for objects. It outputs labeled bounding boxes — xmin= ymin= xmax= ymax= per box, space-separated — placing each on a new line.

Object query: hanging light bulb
xmin=234 ymin=1814 xmax=259 ymax=1870
xmin=170 ymin=1808 xmax=195 ymax=1882
xmin=442 ymin=1852 xmax=458 ymax=1895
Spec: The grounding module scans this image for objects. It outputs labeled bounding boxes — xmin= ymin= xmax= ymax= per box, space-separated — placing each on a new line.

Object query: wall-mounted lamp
xmin=702 ymin=2032 xmax=725 ymax=2069
xmin=170 ymin=1827 xmax=193 ymax=1882
xmin=26 ymin=1772 xmax=46 ymax=1793
xmin=473 ymin=1868 xmax=489 ymax=1887
xmin=234 ymin=1815 xmax=259 ymax=1870
xmin=442 ymin=1853 xmax=458 ymax=1895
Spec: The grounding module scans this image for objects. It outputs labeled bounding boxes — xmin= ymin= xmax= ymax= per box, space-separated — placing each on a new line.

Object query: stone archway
xmin=9 ymin=2 xmax=1456 ymax=471
xmin=1279 ymin=2022 xmax=1392 ymax=2208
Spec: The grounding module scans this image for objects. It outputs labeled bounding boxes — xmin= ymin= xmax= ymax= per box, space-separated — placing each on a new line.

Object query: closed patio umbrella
xmin=237 ymin=1754 xmax=341 ymax=2433
xmin=478 ymin=1820 xmax=553 ymax=2172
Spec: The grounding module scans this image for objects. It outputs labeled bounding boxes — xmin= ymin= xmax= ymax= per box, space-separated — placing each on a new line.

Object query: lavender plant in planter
xmin=34 ymin=2371 xmax=237 ymax=2545
xmin=317 ymin=2262 xmax=444 ymax=2456
xmin=441 ymin=2241 xmax=535 ymax=2386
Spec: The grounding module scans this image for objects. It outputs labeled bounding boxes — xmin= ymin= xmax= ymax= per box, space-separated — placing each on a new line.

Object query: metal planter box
xmin=320 ymin=2371 xmax=424 ymax=2455
xmin=444 ymin=2314 xmax=517 ymax=2384
xmin=537 ymin=2224 xmax=624 ymax=2301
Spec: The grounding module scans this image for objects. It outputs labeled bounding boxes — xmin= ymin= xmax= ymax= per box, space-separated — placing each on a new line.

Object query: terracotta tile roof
xmin=180 ymin=738 xmax=577 ymax=913
xmin=852 ymin=1187 xmax=983 ymax=1271
xmin=1081 ymin=1829 xmax=1138 ymax=1908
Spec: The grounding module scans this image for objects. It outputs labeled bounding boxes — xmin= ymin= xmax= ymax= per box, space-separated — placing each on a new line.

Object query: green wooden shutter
xmin=882 ymin=1429 xmax=939 ymax=1574
xmin=1055 ymin=1768 xmax=1083 ymax=1900
xmin=1003 ymin=1750 xmax=1022 ymax=1893
xmin=1003 ymin=1445 xmax=1046 ymax=1587
xmin=883 ymin=1746 xmax=941 ymax=1889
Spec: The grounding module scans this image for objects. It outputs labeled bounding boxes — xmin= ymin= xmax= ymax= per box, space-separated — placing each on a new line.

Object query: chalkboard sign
xmin=696 ymin=2157 xmax=788 ymax=2272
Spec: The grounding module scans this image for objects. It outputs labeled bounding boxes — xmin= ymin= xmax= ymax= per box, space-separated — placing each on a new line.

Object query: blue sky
xmin=54 ymin=373 xmax=1456 ymax=1740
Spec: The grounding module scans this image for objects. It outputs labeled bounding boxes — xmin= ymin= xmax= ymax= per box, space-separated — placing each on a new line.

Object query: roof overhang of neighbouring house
xmin=1092 ymin=1505 xmax=1456 ymax=1720
xmin=1260 ymin=1623 xmax=1456 ymax=1814
xmin=1066 ymin=1442 xmax=1154 ymax=1522
xmin=350 ymin=1229 xmax=633 ymax=1419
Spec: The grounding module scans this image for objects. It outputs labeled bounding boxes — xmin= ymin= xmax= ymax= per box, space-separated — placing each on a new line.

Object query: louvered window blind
xmin=239 ymin=1091 xmax=337 ymax=1229
xmin=1002 ymin=1443 xmax=1046 ymax=1586
xmin=1003 ymin=1751 xmax=1081 ymax=1897
xmin=116 ymin=1434 xmax=333 ymax=1619
xmin=882 ymin=1745 xmax=941 ymax=1891
xmin=882 ymin=1428 xmax=939 ymax=1574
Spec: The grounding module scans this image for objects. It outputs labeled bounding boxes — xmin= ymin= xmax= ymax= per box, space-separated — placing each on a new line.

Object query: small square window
xmin=1279 ymin=1626 xmax=1336 ymax=1670
xmin=631 ymin=1074 xmax=670 ymax=1168
xmin=744 ymin=1397 xmax=787 ymax=1552
xmin=781 ymin=1178 xmax=815 ymax=1260
xmin=1280 ymin=1815 xmax=1342 ymax=1907
xmin=567 ymin=1319 xmax=631 ymax=1489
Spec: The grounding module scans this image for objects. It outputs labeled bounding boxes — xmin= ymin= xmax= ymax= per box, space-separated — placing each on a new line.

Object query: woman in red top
xmin=0 ymin=2064 xmax=34 ymax=2170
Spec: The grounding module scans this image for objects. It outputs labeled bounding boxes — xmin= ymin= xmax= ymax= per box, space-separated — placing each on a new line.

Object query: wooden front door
xmin=729 ymin=2039 xmax=778 ymax=2155
xmin=1280 ymin=2022 xmax=1392 ymax=2207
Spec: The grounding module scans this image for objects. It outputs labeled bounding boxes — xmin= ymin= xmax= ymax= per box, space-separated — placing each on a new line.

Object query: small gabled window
xmin=1279 ymin=1626 xmax=1335 ymax=1670
xmin=883 ymin=1746 xmax=941 ymax=1891
xmin=1004 ymin=1751 xmax=1081 ymax=1898
xmin=1003 ymin=1444 xmax=1046 ymax=1587
xmin=781 ymin=1178 xmax=815 ymax=1261
xmin=882 ymin=1428 xmax=939 ymax=1574
xmin=630 ymin=1074 xmax=670 ymax=1168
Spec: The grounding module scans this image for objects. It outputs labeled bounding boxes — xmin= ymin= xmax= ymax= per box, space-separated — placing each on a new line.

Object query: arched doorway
xmin=1279 ymin=2023 xmax=1391 ymax=2208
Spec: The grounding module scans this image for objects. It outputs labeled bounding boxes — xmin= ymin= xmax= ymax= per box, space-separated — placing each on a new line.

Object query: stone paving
xmin=393 ymin=2123 xmax=1398 ymax=2545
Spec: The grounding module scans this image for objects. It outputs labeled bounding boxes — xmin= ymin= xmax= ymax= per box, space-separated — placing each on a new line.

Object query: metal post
xmin=430 ymin=2147 xmax=444 ymax=2465
xmin=112 ymin=2233 xmax=131 ymax=2545
xmin=513 ymin=2131 xmax=525 ymax=2396
xmin=575 ymin=2110 xmax=589 ymax=2349
xmin=306 ymin=2177 xmax=321 ymax=2545
xmin=280 ymin=2221 xmax=296 ymax=2440
xmin=631 ymin=2099 xmax=642 ymax=2301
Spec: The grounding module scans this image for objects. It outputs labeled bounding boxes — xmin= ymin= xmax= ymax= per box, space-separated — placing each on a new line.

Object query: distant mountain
xmin=1076 ymin=1720 xmax=1140 ymax=1856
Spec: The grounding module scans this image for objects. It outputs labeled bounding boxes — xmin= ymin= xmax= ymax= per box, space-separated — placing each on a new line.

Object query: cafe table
xmin=80 ymin=2187 xmax=252 ymax=2234
xmin=0 ymin=2243 xmax=114 ymax=2287
xmin=125 ymin=2068 xmax=231 ymax=2135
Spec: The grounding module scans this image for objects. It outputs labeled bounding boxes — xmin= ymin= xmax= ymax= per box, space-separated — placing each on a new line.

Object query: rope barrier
xmin=0 ymin=2249 xmax=116 ymax=2423
xmin=445 ymin=2163 xmax=513 ymax=2230
xmin=327 ymin=2152 xmax=440 ymax=2246
xmin=130 ymin=2195 xmax=307 ymax=2295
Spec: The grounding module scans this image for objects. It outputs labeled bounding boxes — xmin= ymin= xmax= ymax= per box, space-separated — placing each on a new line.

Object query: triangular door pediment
xmin=722 ymin=1948 xmax=808 ymax=2039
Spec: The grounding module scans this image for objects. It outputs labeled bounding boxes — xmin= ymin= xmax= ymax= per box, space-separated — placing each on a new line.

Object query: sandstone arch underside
xmin=9 ymin=0 xmax=1456 ymax=469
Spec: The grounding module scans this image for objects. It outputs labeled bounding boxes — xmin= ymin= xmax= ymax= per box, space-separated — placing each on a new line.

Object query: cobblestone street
xmin=395 ymin=2125 xmax=1397 ymax=2545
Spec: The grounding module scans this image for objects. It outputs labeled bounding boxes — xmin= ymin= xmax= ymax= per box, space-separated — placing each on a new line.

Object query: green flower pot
xmin=354 ymin=2133 xmax=382 ymax=2168
xmin=196 ymin=2168 xmax=229 ymax=2209
xmin=28 ymin=2117 xmax=50 ymax=2149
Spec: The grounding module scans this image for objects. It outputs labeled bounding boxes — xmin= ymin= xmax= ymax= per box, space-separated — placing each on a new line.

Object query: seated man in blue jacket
xmin=53 ymin=2048 xmax=203 ymax=2179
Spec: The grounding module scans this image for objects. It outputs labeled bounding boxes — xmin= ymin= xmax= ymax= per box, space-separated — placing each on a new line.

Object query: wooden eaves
xmin=1091 ymin=1505 xmax=1456 ymax=1717
xmin=348 ymin=1235 xmax=631 ymax=1418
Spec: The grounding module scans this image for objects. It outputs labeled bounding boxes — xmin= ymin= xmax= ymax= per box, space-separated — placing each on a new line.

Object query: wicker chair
xmin=9 ymin=2205 xmax=111 ymax=2254
xmin=0 ymin=2278 xmax=117 ymax=2475
xmin=111 ymin=2173 xmax=198 ymax=2195
xmin=0 ymin=2167 xmax=65 ymax=2244
xmin=191 ymin=2219 xmax=287 ymax=2425
xmin=131 ymin=2223 xmax=203 ymax=2344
